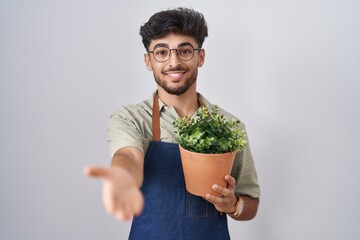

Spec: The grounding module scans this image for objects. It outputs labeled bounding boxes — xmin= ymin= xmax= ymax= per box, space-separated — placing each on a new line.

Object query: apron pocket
xmin=185 ymin=192 xmax=218 ymax=218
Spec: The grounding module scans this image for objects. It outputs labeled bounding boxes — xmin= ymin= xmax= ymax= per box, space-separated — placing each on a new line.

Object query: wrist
xmin=230 ymin=196 xmax=244 ymax=217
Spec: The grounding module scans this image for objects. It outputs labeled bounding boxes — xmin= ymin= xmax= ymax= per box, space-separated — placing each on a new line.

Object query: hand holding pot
xmin=204 ymin=175 xmax=237 ymax=214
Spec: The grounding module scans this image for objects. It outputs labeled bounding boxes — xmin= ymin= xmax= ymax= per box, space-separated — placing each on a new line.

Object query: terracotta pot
xmin=179 ymin=145 xmax=236 ymax=197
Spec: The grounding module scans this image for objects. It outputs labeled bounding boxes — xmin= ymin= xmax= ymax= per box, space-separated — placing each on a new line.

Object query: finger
xmin=112 ymin=199 xmax=142 ymax=221
xmin=83 ymin=166 xmax=111 ymax=179
xmin=224 ymin=175 xmax=236 ymax=192
xmin=102 ymin=181 xmax=116 ymax=213
xmin=114 ymin=200 xmax=132 ymax=221
xmin=112 ymin=193 xmax=142 ymax=221
xmin=115 ymin=211 xmax=132 ymax=221
xmin=102 ymin=184 xmax=127 ymax=219
xmin=212 ymin=184 xmax=231 ymax=197
xmin=205 ymin=193 xmax=224 ymax=206
xmin=112 ymin=201 xmax=132 ymax=221
xmin=132 ymin=192 xmax=144 ymax=216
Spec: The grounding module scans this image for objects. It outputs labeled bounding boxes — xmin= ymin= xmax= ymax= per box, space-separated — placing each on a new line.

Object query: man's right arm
xmin=111 ymin=146 xmax=144 ymax=188
xmin=84 ymin=146 xmax=145 ymax=221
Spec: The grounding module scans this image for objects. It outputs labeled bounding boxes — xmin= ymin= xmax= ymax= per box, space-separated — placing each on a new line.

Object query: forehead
xmin=148 ymin=33 xmax=198 ymax=50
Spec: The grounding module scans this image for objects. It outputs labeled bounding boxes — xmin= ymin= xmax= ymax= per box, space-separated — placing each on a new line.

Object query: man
xmin=84 ymin=7 xmax=260 ymax=239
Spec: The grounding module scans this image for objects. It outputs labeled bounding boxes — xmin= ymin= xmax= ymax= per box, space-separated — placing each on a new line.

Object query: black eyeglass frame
xmin=148 ymin=45 xmax=201 ymax=63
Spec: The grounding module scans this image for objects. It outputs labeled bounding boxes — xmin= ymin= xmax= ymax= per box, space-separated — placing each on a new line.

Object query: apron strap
xmin=152 ymin=93 xmax=206 ymax=141
xmin=152 ymin=93 xmax=161 ymax=141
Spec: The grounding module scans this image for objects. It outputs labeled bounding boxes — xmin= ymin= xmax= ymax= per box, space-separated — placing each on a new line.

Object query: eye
xmin=178 ymin=47 xmax=193 ymax=55
xmin=154 ymin=48 xmax=169 ymax=56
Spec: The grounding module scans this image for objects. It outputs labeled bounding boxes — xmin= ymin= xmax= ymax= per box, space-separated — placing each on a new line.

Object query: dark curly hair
xmin=140 ymin=8 xmax=208 ymax=51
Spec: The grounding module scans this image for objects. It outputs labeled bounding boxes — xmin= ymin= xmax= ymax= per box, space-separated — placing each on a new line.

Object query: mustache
xmin=162 ymin=66 xmax=189 ymax=72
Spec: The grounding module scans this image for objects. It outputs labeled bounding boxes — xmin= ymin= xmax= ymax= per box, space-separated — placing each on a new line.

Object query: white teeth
xmin=168 ymin=73 xmax=182 ymax=76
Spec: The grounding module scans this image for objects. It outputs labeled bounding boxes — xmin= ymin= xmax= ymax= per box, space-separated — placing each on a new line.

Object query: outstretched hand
xmin=204 ymin=175 xmax=237 ymax=214
xmin=84 ymin=165 xmax=144 ymax=221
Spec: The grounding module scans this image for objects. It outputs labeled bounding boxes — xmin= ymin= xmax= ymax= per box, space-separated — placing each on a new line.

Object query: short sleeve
xmin=231 ymin=142 xmax=261 ymax=198
xmin=107 ymin=108 xmax=146 ymax=158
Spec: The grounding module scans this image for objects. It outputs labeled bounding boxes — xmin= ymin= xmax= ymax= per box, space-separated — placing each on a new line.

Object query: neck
xmin=157 ymin=86 xmax=198 ymax=118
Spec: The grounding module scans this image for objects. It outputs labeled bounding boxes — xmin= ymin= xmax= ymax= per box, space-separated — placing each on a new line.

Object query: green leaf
xmin=173 ymin=106 xmax=248 ymax=154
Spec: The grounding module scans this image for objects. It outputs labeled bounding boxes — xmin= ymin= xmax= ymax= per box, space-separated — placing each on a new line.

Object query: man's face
xmin=144 ymin=33 xmax=205 ymax=96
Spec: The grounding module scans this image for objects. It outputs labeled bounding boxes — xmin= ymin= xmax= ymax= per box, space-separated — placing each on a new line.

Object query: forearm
xmin=228 ymin=196 xmax=260 ymax=221
xmin=111 ymin=147 xmax=144 ymax=188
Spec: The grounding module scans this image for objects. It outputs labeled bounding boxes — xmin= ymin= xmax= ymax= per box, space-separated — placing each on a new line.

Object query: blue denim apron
xmin=129 ymin=94 xmax=230 ymax=240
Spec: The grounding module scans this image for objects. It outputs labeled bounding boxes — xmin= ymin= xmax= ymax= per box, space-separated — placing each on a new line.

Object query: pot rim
xmin=178 ymin=144 xmax=238 ymax=157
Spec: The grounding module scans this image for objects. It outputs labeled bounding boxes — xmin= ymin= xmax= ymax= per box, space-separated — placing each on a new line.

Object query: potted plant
xmin=173 ymin=106 xmax=248 ymax=197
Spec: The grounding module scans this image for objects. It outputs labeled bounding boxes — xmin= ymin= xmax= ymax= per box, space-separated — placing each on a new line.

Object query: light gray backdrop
xmin=1 ymin=0 xmax=359 ymax=239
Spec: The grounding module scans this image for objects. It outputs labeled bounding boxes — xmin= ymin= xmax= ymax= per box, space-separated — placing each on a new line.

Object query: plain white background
xmin=1 ymin=0 xmax=359 ymax=239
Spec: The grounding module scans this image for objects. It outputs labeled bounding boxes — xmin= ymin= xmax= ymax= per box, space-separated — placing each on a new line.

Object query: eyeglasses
xmin=148 ymin=45 xmax=201 ymax=62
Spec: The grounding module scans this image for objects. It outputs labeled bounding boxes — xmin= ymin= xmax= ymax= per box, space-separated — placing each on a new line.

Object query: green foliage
xmin=173 ymin=106 xmax=248 ymax=154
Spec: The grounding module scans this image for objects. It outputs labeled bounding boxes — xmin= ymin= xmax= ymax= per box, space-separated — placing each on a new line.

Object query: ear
xmin=144 ymin=53 xmax=153 ymax=71
xmin=197 ymin=49 xmax=205 ymax=68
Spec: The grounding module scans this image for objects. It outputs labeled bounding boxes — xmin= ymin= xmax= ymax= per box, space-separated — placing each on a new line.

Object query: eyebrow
xmin=153 ymin=42 xmax=194 ymax=49
xmin=178 ymin=42 xmax=194 ymax=48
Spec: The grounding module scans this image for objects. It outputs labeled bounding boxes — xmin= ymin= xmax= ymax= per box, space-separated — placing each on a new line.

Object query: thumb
xmin=83 ymin=165 xmax=111 ymax=179
xmin=225 ymin=175 xmax=236 ymax=191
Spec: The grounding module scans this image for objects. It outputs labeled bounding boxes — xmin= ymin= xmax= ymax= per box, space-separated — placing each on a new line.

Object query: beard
xmin=153 ymin=67 xmax=198 ymax=96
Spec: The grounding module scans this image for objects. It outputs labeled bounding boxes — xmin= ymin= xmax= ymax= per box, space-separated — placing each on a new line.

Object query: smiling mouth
xmin=164 ymin=71 xmax=187 ymax=81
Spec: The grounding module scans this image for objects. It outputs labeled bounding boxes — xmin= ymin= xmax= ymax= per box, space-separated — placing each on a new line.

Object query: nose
xmin=168 ymin=49 xmax=181 ymax=65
